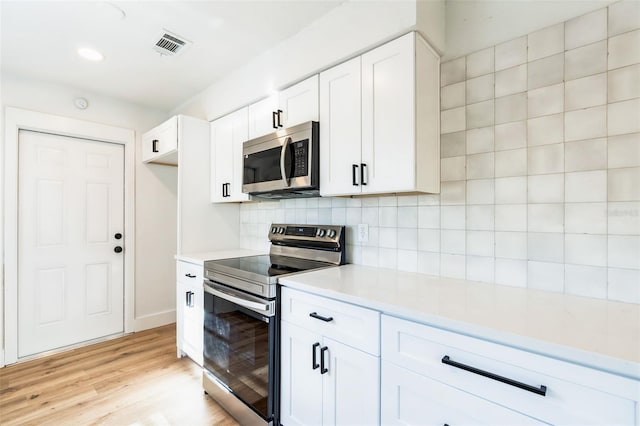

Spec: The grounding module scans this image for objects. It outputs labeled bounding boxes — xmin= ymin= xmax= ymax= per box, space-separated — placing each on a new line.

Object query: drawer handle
xmin=312 ymin=342 xmax=320 ymax=370
xmin=441 ymin=355 xmax=547 ymax=397
xmin=320 ymin=346 xmax=329 ymax=374
xmin=152 ymin=139 xmax=159 ymax=153
xmin=309 ymin=312 xmax=333 ymax=322
xmin=185 ymin=273 xmax=196 ymax=278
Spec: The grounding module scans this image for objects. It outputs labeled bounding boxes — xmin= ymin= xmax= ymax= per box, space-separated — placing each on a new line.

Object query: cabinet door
xmin=281 ymin=322 xmax=323 ymax=426
xmin=210 ymin=116 xmax=233 ymax=202
xmin=322 ymin=337 xmax=379 ymax=426
xmin=176 ymin=281 xmax=186 ymax=358
xmin=142 ymin=116 xmax=178 ymax=164
xmin=381 ymin=361 xmax=545 ymax=426
xmin=279 ymin=75 xmax=319 ymax=128
xmin=210 ymin=108 xmax=249 ymax=203
xmin=180 ymin=281 xmax=203 ymax=366
xmin=248 ymin=94 xmax=279 ymax=139
xmin=361 ymin=33 xmax=415 ymax=194
xmin=319 ymin=57 xmax=363 ymax=197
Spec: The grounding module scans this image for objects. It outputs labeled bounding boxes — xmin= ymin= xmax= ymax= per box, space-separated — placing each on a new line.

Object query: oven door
xmin=242 ymin=121 xmax=317 ymax=194
xmin=203 ymin=281 xmax=277 ymax=422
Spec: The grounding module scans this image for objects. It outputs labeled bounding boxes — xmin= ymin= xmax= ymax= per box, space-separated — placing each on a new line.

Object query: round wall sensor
xmin=74 ymin=97 xmax=89 ymax=109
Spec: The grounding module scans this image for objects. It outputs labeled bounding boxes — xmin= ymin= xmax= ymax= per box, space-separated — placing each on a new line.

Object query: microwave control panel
xmin=292 ymin=139 xmax=309 ymax=177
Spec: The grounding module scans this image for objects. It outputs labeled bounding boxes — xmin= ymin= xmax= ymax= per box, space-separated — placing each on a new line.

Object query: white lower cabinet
xmin=280 ymin=288 xmax=380 ymax=426
xmin=381 ymin=361 xmax=545 ymax=426
xmin=381 ymin=315 xmax=638 ymax=426
xmin=176 ymin=260 xmax=203 ymax=366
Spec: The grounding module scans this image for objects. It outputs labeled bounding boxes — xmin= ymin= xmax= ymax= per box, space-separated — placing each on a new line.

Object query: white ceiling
xmin=1 ymin=1 xmax=344 ymax=111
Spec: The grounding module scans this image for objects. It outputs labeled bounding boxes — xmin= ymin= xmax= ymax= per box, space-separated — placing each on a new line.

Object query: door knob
xmin=114 ymin=246 xmax=123 ymax=253
xmin=114 ymin=233 xmax=122 ymax=240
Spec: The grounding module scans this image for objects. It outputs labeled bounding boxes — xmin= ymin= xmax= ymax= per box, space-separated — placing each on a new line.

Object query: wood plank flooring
xmin=0 ymin=325 xmax=239 ymax=426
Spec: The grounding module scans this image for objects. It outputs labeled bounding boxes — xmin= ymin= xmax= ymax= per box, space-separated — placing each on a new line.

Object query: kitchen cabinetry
xmin=320 ymin=32 xmax=440 ymax=196
xmin=248 ymin=75 xmax=318 ymax=139
xmin=142 ymin=115 xmax=179 ymax=165
xmin=381 ymin=314 xmax=638 ymax=426
xmin=176 ymin=260 xmax=203 ymax=366
xmin=280 ymin=287 xmax=380 ymax=426
xmin=210 ymin=108 xmax=249 ymax=203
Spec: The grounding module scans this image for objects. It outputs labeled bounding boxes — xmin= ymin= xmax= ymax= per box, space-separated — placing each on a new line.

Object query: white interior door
xmin=18 ymin=130 xmax=125 ymax=358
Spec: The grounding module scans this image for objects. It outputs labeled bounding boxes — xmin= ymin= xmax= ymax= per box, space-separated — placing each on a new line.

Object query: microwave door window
xmin=243 ymin=146 xmax=283 ymax=184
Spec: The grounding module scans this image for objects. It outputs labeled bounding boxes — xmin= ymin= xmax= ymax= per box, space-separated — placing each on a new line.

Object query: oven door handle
xmin=204 ymin=284 xmax=273 ymax=316
xmin=280 ymin=136 xmax=292 ymax=187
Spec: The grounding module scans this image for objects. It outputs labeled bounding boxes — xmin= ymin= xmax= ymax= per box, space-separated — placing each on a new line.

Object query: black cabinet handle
xmin=226 ymin=183 xmax=230 ymax=197
xmin=320 ymin=346 xmax=328 ymax=374
xmin=152 ymin=139 xmax=159 ymax=153
xmin=276 ymin=109 xmax=283 ymax=128
xmin=114 ymin=246 xmax=123 ymax=253
xmin=222 ymin=183 xmax=229 ymax=198
xmin=114 ymin=233 xmax=122 ymax=240
xmin=312 ymin=342 xmax=320 ymax=370
xmin=272 ymin=111 xmax=278 ymax=129
xmin=361 ymin=163 xmax=367 ymax=185
xmin=309 ymin=312 xmax=333 ymax=322
xmin=185 ymin=273 xmax=196 ymax=278
xmin=352 ymin=164 xmax=359 ymax=186
xmin=441 ymin=356 xmax=547 ymax=396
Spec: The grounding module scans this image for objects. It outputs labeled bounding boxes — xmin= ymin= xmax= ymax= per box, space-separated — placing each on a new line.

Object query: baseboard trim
xmin=134 ymin=309 xmax=176 ymax=332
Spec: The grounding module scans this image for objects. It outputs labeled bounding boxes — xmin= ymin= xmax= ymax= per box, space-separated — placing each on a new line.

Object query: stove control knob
xmin=278 ymin=227 xmax=285 ymax=234
xmin=271 ymin=226 xmax=278 ymax=234
xmin=327 ymin=229 xmax=337 ymax=238
xmin=317 ymin=229 xmax=326 ymax=237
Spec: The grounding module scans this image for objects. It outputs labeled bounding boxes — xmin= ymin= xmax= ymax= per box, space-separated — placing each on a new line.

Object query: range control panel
xmin=269 ymin=224 xmax=342 ymax=242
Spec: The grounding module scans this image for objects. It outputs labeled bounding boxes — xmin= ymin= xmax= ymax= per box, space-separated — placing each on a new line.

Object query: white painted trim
xmin=2 ymin=107 xmax=136 ymax=366
xmin=133 ymin=309 xmax=176 ymax=332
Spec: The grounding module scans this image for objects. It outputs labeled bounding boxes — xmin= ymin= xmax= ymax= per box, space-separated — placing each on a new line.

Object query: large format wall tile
xmin=239 ymin=2 xmax=640 ymax=305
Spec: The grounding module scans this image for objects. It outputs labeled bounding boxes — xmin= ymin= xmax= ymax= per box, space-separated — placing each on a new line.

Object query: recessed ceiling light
xmin=77 ymin=47 xmax=104 ymax=62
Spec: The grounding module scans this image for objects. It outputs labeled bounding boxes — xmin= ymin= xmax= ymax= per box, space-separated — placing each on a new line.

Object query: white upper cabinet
xmin=142 ymin=115 xmax=179 ymax=165
xmin=320 ymin=32 xmax=441 ymax=197
xmin=248 ymin=94 xmax=279 ymax=140
xmin=319 ymin=57 xmax=362 ymax=196
xmin=248 ymin=75 xmax=319 ymax=139
xmin=210 ymin=108 xmax=250 ymax=203
xmin=278 ymin=75 xmax=319 ymax=128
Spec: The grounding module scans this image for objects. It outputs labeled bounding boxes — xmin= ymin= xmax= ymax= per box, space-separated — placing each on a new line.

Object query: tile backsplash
xmin=240 ymin=1 xmax=640 ymax=305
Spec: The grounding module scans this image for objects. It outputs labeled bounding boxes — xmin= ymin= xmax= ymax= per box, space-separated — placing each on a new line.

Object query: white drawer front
xmin=281 ymin=287 xmax=380 ymax=355
xmin=176 ymin=261 xmax=202 ymax=284
xmin=381 ymin=361 xmax=545 ymax=426
xmin=382 ymin=315 xmax=637 ymax=426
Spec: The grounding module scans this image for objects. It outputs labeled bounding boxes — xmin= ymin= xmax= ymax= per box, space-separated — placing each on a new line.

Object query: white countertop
xmin=279 ymin=264 xmax=640 ymax=380
xmin=175 ymin=249 xmax=266 ymax=265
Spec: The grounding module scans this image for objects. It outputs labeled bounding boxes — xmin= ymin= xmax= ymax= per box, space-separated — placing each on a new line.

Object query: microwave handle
xmin=280 ymin=136 xmax=292 ymax=187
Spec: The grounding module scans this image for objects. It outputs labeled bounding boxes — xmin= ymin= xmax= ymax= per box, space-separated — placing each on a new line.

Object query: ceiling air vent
xmin=153 ymin=30 xmax=191 ymax=56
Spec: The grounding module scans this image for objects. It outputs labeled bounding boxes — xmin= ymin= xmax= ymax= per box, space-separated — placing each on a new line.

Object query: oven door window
xmin=203 ymin=290 xmax=274 ymax=420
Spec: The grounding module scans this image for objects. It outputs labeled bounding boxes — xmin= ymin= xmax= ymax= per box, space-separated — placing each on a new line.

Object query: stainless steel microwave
xmin=242 ymin=121 xmax=319 ymax=199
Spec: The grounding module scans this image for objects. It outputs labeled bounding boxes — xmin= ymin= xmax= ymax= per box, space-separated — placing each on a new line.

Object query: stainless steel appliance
xmin=202 ymin=224 xmax=345 ymax=426
xmin=242 ymin=121 xmax=319 ymax=199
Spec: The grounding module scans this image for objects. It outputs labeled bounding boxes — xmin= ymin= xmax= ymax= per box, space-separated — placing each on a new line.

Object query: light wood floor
xmin=0 ymin=325 xmax=239 ymax=426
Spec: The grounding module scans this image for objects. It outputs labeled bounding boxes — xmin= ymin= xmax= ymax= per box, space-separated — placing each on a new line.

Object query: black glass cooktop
xmin=209 ymin=255 xmax=331 ymax=278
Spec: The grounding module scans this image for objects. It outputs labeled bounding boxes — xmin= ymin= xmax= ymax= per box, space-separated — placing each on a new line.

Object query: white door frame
xmin=2 ymin=107 xmax=136 ymax=366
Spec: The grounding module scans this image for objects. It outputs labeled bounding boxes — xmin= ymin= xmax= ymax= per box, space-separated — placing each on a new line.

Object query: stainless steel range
xmin=202 ymin=224 xmax=345 ymax=426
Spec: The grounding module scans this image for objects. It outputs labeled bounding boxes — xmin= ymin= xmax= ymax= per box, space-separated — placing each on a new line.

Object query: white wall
xmin=172 ymin=0 xmax=433 ymax=120
xmin=444 ymin=0 xmax=617 ymax=60
xmin=0 ymin=73 xmax=175 ymax=342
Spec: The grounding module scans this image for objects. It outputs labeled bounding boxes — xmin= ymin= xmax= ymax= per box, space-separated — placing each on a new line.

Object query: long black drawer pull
xmin=309 ymin=312 xmax=334 ymax=322
xmin=312 ymin=342 xmax=320 ymax=370
xmin=320 ymin=346 xmax=329 ymax=374
xmin=185 ymin=273 xmax=196 ymax=278
xmin=441 ymin=356 xmax=547 ymax=396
